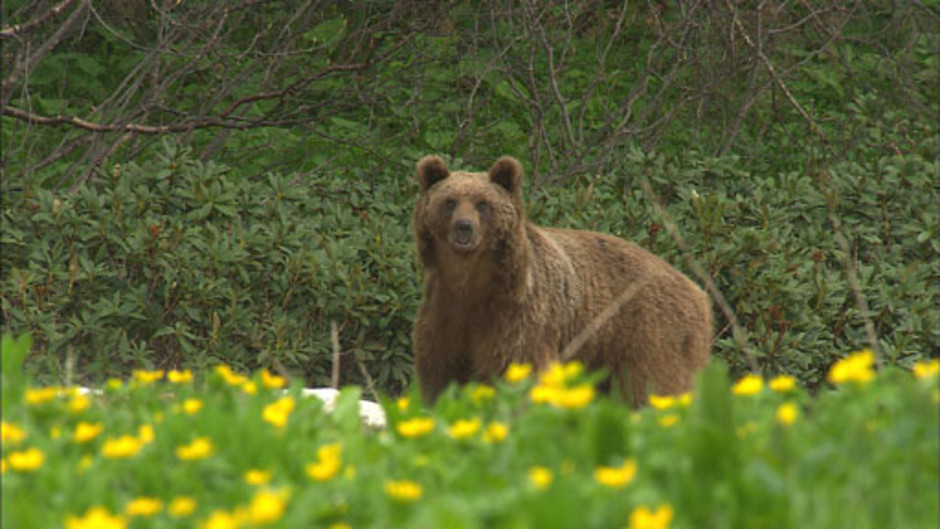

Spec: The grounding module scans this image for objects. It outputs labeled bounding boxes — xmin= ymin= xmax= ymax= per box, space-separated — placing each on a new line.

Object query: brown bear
xmin=411 ymin=155 xmax=712 ymax=406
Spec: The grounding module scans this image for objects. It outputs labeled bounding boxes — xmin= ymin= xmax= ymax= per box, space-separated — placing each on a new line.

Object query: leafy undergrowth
xmin=2 ymin=333 xmax=937 ymax=529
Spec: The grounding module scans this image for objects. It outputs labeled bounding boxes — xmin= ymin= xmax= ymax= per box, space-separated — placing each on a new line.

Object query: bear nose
xmin=453 ymin=220 xmax=474 ymax=245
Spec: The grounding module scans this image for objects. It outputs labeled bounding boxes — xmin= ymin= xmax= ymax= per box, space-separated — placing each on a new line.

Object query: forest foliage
xmin=1 ymin=0 xmax=938 ymax=392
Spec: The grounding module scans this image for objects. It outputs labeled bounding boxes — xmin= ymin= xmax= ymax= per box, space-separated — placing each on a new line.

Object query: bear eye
xmin=445 ymin=199 xmax=457 ymax=210
xmin=475 ymin=201 xmax=488 ymax=213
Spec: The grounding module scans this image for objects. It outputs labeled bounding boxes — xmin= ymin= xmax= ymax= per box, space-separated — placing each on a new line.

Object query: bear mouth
xmin=450 ymin=235 xmax=478 ymax=252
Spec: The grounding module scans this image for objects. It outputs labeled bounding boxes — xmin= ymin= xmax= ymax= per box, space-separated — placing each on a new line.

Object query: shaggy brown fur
xmin=411 ymin=155 xmax=712 ymax=405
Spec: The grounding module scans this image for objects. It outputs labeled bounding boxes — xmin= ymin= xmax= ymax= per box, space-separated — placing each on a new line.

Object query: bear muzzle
xmin=450 ymin=219 xmax=478 ymax=251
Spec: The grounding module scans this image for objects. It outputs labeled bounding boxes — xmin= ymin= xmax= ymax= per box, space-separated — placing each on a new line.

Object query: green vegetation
xmin=2 ymin=3 xmax=938 ymax=389
xmin=2 ymin=334 xmax=938 ymax=528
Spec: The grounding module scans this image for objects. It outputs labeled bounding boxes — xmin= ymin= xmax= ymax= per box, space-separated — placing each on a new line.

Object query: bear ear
xmin=488 ymin=156 xmax=523 ymax=196
xmin=417 ymin=155 xmax=450 ymax=192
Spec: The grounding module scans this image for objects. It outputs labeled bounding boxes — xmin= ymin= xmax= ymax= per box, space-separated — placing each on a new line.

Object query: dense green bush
xmin=2 ymin=139 xmax=936 ymax=390
xmin=1 ymin=142 xmax=419 ymax=390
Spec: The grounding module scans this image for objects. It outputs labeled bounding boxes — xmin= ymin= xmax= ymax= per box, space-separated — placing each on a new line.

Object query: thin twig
xmin=330 ymin=321 xmax=341 ymax=389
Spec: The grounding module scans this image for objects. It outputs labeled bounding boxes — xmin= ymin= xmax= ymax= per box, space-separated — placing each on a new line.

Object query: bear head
xmin=414 ymin=155 xmax=525 ymax=267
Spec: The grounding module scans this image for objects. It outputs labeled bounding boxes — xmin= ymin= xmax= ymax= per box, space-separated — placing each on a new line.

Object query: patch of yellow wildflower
xmin=262 ymin=397 xmax=295 ymax=429
xmin=913 ymin=359 xmax=939 ymax=380
xmin=176 ymin=437 xmax=214 ymax=461
xmin=2 ymin=421 xmax=27 ymax=444
xmin=261 ymin=369 xmax=287 ymax=389
xmin=245 ymin=469 xmax=273 ymax=485
xmin=73 ymin=422 xmax=104 ymax=443
xmin=629 ymin=504 xmax=674 ymax=529
xmin=448 ymin=418 xmax=482 ymax=440
xmin=470 ymin=385 xmax=496 ymax=404
xmin=168 ymin=497 xmax=197 ymax=518
xmin=64 ymin=507 xmax=126 ymax=529
xmin=775 ymin=402 xmax=799 ymax=426
xmin=307 ymin=443 xmax=343 ymax=482
xmin=594 ymin=459 xmax=637 ymax=489
xmin=504 ymin=362 xmax=533 ymax=383
xmin=732 ymin=374 xmax=764 ymax=396
xmin=167 ymin=369 xmax=193 ymax=383
xmin=125 ymin=497 xmax=162 ymax=517
xmin=768 ymin=375 xmax=796 ymax=392
xmin=828 ymin=349 xmax=875 ymax=385
xmin=396 ymin=417 xmax=435 ymax=438
xmin=102 ymin=435 xmax=144 ymax=459
xmin=482 ymin=422 xmax=509 ymax=443
xmin=384 ymin=480 xmax=423 ymax=502
xmin=8 ymin=446 xmax=44 ymax=472
xmin=528 ymin=466 xmax=553 ymax=490
xmin=248 ymin=488 xmax=289 ymax=524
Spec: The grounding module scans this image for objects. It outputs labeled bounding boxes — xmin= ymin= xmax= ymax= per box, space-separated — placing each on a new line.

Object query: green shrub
xmin=2 ymin=141 xmax=937 ymax=390
xmin=2 ymin=334 xmax=937 ymax=528
xmin=1 ymin=142 xmax=419 ymax=391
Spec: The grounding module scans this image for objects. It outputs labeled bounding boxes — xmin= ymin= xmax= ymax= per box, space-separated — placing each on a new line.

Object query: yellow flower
xmin=106 ymin=379 xmax=124 ymax=391
xmin=25 ymin=386 xmax=60 ymax=405
xmin=530 ymin=384 xmax=561 ymax=404
xmin=73 ymin=422 xmax=104 ymax=443
xmin=531 ymin=383 xmax=595 ymax=409
xmin=263 ymin=397 xmax=295 ymax=428
xmin=102 ymin=435 xmax=144 ymax=459
xmin=307 ymin=443 xmax=343 ymax=482
xmin=138 ymin=424 xmax=155 ymax=444
xmin=242 ymin=381 xmax=258 ymax=395
xmin=827 ymin=349 xmax=875 ymax=385
xmin=470 ymin=385 xmax=496 ymax=403
xmin=132 ymin=369 xmax=165 ymax=385
xmin=396 ymin=417 xmax=435 ymax=438
xmin=69 ymin=394 xmax=91 ymax=413
xmin=248 ymin=488 xmax=289 ymax=524
xmin=505 ymin=362 xmax=533 ymax=383
xmin=167 ymin=370 xmax=194 ymax=383
xmin=125 ymin=497 xmax=162 ymax=517
xmin=482 ymin=422 xmax=509 ymax=443
xmin=64 ymin=506 xmax=127 ymax=529
xmin=528 ymin=466 xmax=553 ymax=490
xmin=396 ymin=396 xmax=410 ymax=412
xmin=245 ymin=469 xmax=273 ymax=485
xmin=677 ymin=392 xmax=693 ymax=406
xmin=8 ymin=446 xmax=44 ymax=472
xmin=629 ymin=504 xmax=674 ymax=529
xmin=775 ymin=402 xmax=799 ymax=426
xmin=201 ymin=509 xmax=241 ymax=529
xmin=181 ymin=398 xmax=203 ymax=415
xmin=448 ymin=418 xmax=482 ymax=440
xmin=769 ymin=375 xmax=797 ymax=392
xmin=913 ymin=359 xmax=939 ymax=380
xmin=168 ymin=496 xmax=197 ymax=517
xmin=554 ymin=384 xmax=595 ymax=410
xmin=384 ymin=480 xmax=423 ymax=502
xmin=260 ymin=369 xmax=287 ymax=389
xmin=329 ymin=523 xmax=352 ymax=529
xmin=648 ymin=394 xmax=676 ymax=410
xmin=177 ymin=437 xmax=214 ymax=460
xmin=539 ymin=361 xmax=583 ymax=387
xmin=732 ymin=374 xmax=764 ymax=396
xmin=658 ymin=414 xmax=679 ymax=428
xmin=1 ymin=458 xmax=7 ymax=474
xmin=215 ymin=364 xmax=249 ymax=386
xmin=1 ymin=421 xmax=28 ymax=444
xmin=594 ymin=459 xmax=637 ymax=489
